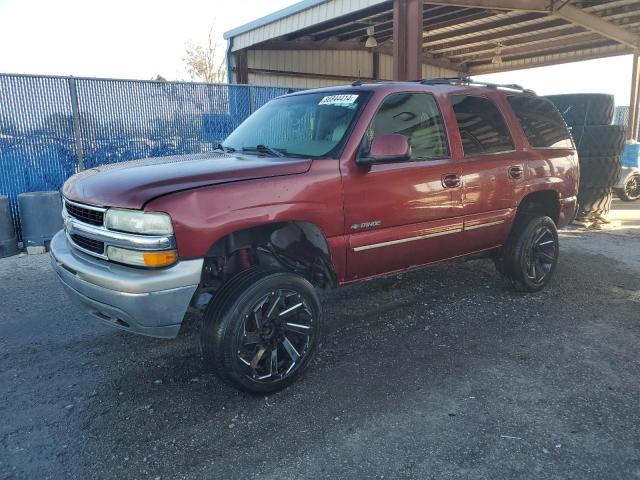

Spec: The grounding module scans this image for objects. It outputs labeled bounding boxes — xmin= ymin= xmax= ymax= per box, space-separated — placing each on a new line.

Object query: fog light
xmin=107 ymin=246 xmax=177 ymax=268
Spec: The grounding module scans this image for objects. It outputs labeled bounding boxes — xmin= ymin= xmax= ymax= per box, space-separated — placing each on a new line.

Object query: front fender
xmin=144 ymin=160 xmax=344 ymax=259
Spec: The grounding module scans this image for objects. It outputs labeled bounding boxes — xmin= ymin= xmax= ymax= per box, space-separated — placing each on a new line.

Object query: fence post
xmin=67 ymin=77 xmax=85 ymax=171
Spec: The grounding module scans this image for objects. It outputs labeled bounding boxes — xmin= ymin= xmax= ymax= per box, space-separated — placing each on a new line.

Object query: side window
xmin=367 ymin=93 xmax=449 ymax=160
xmin=507 ymin=96 xmax=573 ymax=148
xmin=450 ymin=95 xmax=514 ymax=156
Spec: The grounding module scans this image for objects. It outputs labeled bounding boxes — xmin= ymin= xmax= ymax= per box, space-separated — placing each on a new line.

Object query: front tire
xmin=201 ymin=269 xmax=322 ymax=394
xmin=496 ymin=216 xmax=559 ymax=293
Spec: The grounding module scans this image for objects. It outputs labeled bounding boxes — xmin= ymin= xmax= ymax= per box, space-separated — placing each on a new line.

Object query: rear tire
xmin=569 ymin=125 xmax=625 ymax=157
xmin=579 ymin=156 xmax=622 ymax=189
xmin=546 ymin=93 xmax=614 ymax=126
xmin=201 ymin=269 xmax=322 ymax=394
xmin=577 ymin=187 xmax=613 ymax=217
xmin=496 ymin=216 xmax=559 ymax=293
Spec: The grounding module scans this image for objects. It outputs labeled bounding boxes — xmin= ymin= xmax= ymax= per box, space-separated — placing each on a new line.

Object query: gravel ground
xmin=1 ymin=202 xmax=640 ymax=480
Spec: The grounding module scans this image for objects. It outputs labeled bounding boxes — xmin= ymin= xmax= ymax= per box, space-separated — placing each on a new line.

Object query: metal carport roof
xmin=224 ymin=0 xmax=640 ymax=138
xmin=226 ymin=0 xmax=640 ymax=75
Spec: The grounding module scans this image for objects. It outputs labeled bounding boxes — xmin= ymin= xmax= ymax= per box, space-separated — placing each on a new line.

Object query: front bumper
xmin=50 ymin=231 xmax=203 ymax=338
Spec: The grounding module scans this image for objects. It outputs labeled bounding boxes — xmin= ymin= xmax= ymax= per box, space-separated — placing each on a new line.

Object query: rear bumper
xmin=50 ymin=231 xmax=202 ymax=338
xmin=558 ymin=195 xmax=578 ymax=228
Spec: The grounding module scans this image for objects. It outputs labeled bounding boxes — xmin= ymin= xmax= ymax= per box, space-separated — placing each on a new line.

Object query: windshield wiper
xmin=214 ymin=143 xmax=235 ymax=154
xmin=240 ymin=144 xmax=286 ymax=157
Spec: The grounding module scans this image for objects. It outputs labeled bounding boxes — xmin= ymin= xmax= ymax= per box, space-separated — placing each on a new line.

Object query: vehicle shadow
xmin=73 ymin=253 xmax=640 ymax=479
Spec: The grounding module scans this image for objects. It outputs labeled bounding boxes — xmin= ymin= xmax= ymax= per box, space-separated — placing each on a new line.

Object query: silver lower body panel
xmin=50 ymin=231 xmax=203 ymax=338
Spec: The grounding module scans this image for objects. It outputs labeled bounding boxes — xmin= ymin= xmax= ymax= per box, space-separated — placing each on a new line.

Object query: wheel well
xmin=516 ymin=190 xmax=560 ymax=224
xmin=202 ymin=222 xmax=336 ymax=291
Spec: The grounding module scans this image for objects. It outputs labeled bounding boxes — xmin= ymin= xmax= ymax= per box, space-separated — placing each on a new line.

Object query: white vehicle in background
xmin=614 ymin=167 xmax=640 ymax=201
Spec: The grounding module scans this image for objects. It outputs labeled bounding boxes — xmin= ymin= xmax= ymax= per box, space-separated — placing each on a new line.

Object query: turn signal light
xmin=106 ymin=246 xmax=178 ymax=268
xmin=143 ymin=251 xmax=178 ymax=267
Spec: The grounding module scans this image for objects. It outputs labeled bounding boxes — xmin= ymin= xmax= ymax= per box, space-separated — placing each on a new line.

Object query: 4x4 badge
xmin=351 ymin=220 xmax=382 ymax=230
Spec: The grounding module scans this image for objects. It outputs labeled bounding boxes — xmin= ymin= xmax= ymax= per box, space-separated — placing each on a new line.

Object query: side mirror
xmin=357 ymin=134 xmax=411 ymax=165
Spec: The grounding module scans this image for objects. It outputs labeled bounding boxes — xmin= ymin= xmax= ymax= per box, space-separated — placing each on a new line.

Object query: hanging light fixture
xmin=365 ymin=25 xmax=378 ymax=48
xmin=491 ymin=43 xmax=503 ymax=65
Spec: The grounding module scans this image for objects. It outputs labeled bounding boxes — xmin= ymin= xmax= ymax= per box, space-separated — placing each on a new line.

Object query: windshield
xmin=222 ymin=91 xmax=368 ymax=158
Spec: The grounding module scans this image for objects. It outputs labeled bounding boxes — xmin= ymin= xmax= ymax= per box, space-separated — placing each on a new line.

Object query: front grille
xmin=65 ymin=201 xmax=104 ymax=226
xmin=70 ymin=234 xmax=104 ymax=255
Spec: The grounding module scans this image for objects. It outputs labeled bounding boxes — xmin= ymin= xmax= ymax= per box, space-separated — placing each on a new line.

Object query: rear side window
xmin=367 ymin=93 xmax=449 ymax=160
xmin=450 ymin=95 xmax=514 ymax=156
xmin=507 ymin=96 xmax=573 ymax=148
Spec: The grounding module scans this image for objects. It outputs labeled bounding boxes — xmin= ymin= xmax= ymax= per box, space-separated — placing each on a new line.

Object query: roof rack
xmin=420 ymin=77 xmax=535 ymax=94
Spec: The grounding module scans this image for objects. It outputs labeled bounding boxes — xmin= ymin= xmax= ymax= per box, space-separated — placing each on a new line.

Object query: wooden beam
xmin=286 ymin=1 xmax=393 ymax=40
xmin=460 ymin=22 xmax=640 ymax=62
xmin=445 ymin=26 xmax=585 ymax=58
xmin=393 ymin=0 xmax=424 ymax=80
xmin=444 ymin=15 xmax=640 ymax=59
xmin=314 ymin=14 xmax=393 ymax=41
xmin=466 ymin=33 xmax=602 ymax=61
xmin=467 ymin=44 xmax=631 ymax=74
xmin=425 ymin=12 xmax=548 ymax=45
xmin=628 ymin=51 xmax=640 ymax=140
xmin=429 ymin=5 xmax=640 ymax=57
xmin=417 ymin=0 xmax=547 ymax=12
xmin=427 ymin=18 xmax=568 ymax=52
xmin=553 ymin=3 xmax=640 ymax=48
xmin=337 ymin=5 xmax=477 ymax=43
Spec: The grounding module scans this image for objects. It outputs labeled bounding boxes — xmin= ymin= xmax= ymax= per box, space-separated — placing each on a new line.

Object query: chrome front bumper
xmin=50 ymin=231 xmax=203 ymax=338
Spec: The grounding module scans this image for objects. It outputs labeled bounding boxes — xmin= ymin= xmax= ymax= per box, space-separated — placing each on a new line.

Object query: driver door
xmin=341 ymin=92 xmax=464 ymax=281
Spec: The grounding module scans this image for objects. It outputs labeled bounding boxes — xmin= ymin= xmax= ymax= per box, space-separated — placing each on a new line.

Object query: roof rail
xmin=420 ymin=77 xmax=535 ymax=94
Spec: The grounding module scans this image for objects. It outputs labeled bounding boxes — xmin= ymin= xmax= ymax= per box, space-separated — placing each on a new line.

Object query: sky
xmin=0 ymin=0 xmax=635 ymax=105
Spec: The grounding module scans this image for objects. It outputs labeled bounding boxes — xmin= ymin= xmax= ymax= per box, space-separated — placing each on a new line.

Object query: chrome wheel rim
xmin=526 ymin=226 xmax=557 ymax=284
xmin=237 ymin=289 xmax=314 ymax=383
xmin=625 ymin=175 xmax=640 ymax=200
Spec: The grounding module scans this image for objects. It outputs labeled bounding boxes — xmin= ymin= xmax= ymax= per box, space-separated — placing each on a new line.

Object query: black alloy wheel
xmin=236 ymin=289 xmax=315 ymax=382
xmin=524 ymin=224 xmax=557 ymax=284
xmin=496 ymin=215 xmax=559 ymax=293
xmin=201 ymin=269 xmax=322 ymax=394
xmin=622 ymin=175 xmax=640 ymax=201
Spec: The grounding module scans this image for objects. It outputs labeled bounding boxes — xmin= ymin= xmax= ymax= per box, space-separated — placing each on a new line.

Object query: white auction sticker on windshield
xmin=318 ymin=94 xmax=359 ymax=106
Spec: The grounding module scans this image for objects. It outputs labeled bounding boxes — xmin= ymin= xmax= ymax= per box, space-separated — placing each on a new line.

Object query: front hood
xmin=63 ymin=152 xmax=312 ymax=209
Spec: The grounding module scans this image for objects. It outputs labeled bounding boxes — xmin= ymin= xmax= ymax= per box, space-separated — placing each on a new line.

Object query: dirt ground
xmin=1 ymin=200 xmax=639 ymax=480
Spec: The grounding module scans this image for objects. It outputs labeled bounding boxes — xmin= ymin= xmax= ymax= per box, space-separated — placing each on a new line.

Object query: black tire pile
xmin=546 ymin=94 xmax=625 ymax=220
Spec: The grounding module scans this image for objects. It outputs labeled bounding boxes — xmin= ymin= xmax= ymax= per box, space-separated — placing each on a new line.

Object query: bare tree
xmin=183 ymin=26 xmax=227 ymax=84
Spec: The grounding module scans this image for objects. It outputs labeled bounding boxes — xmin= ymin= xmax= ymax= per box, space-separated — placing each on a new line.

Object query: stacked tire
xmin=546 ymin=94 xmax=624 ymax=221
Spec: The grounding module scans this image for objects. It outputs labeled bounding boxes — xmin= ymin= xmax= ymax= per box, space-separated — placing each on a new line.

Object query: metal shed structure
xmin=224 ymin=0 xmax=640 ymax=139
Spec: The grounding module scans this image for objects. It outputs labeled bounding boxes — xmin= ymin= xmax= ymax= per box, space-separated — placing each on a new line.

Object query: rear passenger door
xmin=449 ymin=94 xmax=528 ymax=252
xmin=505 ymin=95 xmax=576 ymax=205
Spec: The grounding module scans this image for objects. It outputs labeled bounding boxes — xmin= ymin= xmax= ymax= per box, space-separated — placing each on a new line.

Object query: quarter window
xmin=450 ymin=95 xmax=514 ymax=156
xmin=507 ymin=96 xmax=573 ymax=148
xmin=367 ymin=93 xmax=449 ymax=160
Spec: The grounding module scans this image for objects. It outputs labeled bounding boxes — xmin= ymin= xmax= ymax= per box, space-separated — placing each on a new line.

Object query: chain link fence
xmin=0 ymin=74 xmax=293 ymax=238
xmin=614 ymin=105 xmax=634 ymax=133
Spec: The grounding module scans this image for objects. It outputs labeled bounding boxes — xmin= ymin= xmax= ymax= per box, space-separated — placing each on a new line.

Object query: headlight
xmin=104 ymin=208 xmax=173 ymax=235
xmin=107 ymin=246 xmax=177 ymax=268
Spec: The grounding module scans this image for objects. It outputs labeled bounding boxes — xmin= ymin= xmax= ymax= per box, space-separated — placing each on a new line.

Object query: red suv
xmin=51 ymin=78 xmax=578 ymax=393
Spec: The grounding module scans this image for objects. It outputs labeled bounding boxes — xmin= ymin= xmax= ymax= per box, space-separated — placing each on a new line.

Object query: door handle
xmin=508 ymin=165 xmax=524 ymax=179
xmin=441 ymin=173 xmax=461 ymax=188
